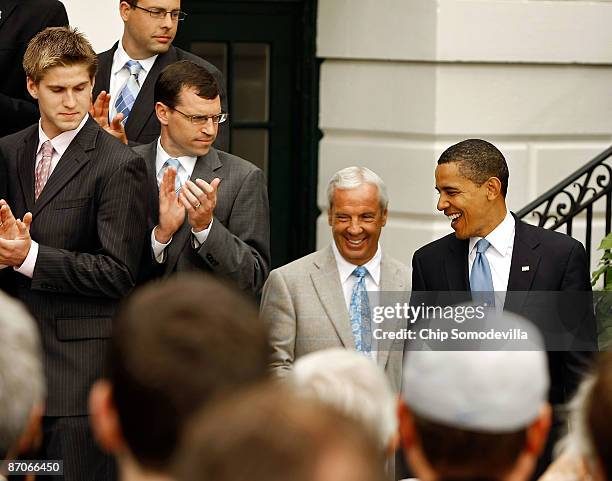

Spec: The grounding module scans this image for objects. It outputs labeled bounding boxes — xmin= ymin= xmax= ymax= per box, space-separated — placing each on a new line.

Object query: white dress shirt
xmin=108 ymin=41 xmax=157 ymax=122
xmin=331 ymin=242 xmax=382 ymax=360
xmin=468 ymin=209 xmax=516 ymax=307
xmin=151 ymin=139 xmax=213 ymax=263
xmin=14 ymin=115 xmax=89 ymax=278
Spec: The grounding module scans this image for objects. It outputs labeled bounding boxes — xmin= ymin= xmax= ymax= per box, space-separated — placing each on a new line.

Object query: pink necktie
xmin=35 ymin=140 xmax=54 ymax=200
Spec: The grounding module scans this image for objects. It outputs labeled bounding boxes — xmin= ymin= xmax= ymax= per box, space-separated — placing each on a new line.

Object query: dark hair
xmin=586 ymin=353 xmax=612 ymax=481
xmin=23 ymin=27 xmax=97 ymax=83
xmin=174 ymin=383 xmax=386 ymax=481
xmin=109 ymin=273 xmax=270 ymax=472
xmin=438 ymin=139 xmax=509 ymax=197
xmin=412 ymin=414 xmax=526 ymax=478
xmin=154 ymin=60 xmax=219 ymax=108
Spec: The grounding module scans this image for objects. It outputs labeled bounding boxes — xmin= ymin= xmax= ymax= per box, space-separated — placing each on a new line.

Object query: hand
xmin=179 ymin=178 xmax=221 ymax=232
xmin=89 ymin=91 xmax=128 ymax=145
xmin=155 ymin=168 xmax=185 ymax=243
xmin=0 ymin=212 xmax=32 ymax=266
xmin=0 ymin=200 xmax=18 ymax=240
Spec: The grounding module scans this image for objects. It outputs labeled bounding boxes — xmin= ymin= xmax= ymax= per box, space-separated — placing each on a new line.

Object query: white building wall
xmin=61 ymin=0 xmax=123 ymax=53
xmin=317 ymin=0 xmax=612 ymax=278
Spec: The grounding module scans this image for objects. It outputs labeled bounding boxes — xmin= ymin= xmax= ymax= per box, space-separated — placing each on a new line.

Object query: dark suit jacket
xmin=134 ymin=141 xmax=270 ymax=295
xmin=0 ymin=0 xmax=68 ymax=136
xmin=0 ymin=117 xmax=148 ymax=416
xmin=94 ymin=43 xmax=229 ymax=150
xmin=411 ymin=215 xmax=596 ymax=405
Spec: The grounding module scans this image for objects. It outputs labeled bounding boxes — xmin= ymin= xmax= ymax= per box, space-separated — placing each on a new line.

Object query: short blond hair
xmin=23 ymin=26 xmax=97 ymax=83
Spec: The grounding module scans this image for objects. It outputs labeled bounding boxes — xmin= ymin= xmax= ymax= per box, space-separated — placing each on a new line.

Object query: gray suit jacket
xmin=260 ymin=245 xmax=410 ymax=391
xmin=134 ymin=141 xmax=270 ymax=295
xmin=0 ymin=117 xmax=148 ymax=416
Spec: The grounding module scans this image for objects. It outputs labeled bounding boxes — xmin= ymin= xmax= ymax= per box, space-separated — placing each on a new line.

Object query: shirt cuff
xmin=191 ymin=218 xmax=213 ymax=248
xmin=152 ymin=226 xmax=172 ymax=264
xmin=14 ymin=240 xmax=38 ymax=278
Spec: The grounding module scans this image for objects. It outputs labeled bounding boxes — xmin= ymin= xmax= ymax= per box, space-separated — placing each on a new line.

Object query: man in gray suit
xmin=260 ymin=167 xmax=409 ymax=391
xmin=0 ymin=27 xmax=147 ymax=481
xmin=134 ymin=60 xmax=270 ymax=295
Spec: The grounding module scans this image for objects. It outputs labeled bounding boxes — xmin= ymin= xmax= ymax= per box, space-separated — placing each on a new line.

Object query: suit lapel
xmin=16 ymin=126 xmax=38 ymax=213
xmin=33 ymin=118 xmax=97 ymax=216
xmin=142 ymin=141 xmax=160 ymax=223
xmin=94 ymin=43 xmax=116 ymax=98
xmin=505 ymin=218 xmax=541 ymax=312
xmin=125 ymin=48 xmax=176 ymax=141
xmin=445 ymin=237 xmax=471 ymax=306
xmin=378 ymin=254 xmax=408 ymax=370
xmin=311 ymin=246 xmax=355 ymax=349
xmin=164 ymin=148 xmax=224 ymax=274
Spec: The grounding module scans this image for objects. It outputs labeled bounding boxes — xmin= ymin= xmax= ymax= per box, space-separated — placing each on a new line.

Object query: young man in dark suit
xmin=0 ymin=27 xmax=148 ymax=481
xmin=134 ymin=60 xmax=269 ymax=295
xmin=92 ymin=0 xmax=228 ymax=149
xmin=410 ymin=138 xmax=597 ymax=475
xmin=0 ymin=0 xmax=68 ymax=136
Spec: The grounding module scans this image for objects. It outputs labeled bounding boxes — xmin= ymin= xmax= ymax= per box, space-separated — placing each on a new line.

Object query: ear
xmin=26 ymin=77 xmax=39 ymax=100
xmin=328 ymin=208 xmax=333 ymax=226
xmin=524 ymin=403 xmax=552 ymax=456
xmin=155 ymin=102 xmax=170 ymax=125
xmin=89 ymin=380 xmax=125 ymax=454
xmin=397 ymin=398 xmax=416 ymax=449
xmin=13 ymin=403 xmax=43 ymax=456
xmin=119 ymin=1 xmax=131 ymax=21
xmin=486 ymin=177 xmax=503 ymax=201
xmin=381 ymin=207 xmax=388 ymax=226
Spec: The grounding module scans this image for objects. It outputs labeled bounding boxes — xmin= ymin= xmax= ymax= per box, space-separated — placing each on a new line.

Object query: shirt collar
xmin=112 ymin=40 xmax=158 ymax=75
xmin=331 ymin=241 xmax=382 ymax=286
xmin=155 ymin=138 xmax=198 ymax=176
xmin=469 ymin=209 xmax=515 ymax=257
xmin=37 ymin=114 xmax=89 ymax=157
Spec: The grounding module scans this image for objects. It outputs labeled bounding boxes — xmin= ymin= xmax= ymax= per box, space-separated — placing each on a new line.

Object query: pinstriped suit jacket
xmin=0 ymin=117 xmax=148 ymax=416
xmin=134 ymin=141 xmax=270 ymax=296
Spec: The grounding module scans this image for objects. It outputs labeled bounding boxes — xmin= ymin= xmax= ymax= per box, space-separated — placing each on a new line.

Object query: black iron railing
xmin=516 ymin=145 xmax=612 ymax=266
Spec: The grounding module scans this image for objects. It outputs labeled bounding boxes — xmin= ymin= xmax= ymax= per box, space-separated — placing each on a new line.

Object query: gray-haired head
xmin=327 ymin=167 xmax=388 ymax=211
xmin=290 ymin=348 xmax=397 ymax=451
xmin=0 ymin=292 xmax=45 ymax=458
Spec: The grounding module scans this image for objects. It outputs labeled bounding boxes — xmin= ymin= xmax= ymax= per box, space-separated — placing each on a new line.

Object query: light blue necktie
xmin=115 ymin=60 xmax=143 ymax=124
xmin=161 ymin=158 xmax=182 ymax=192
xmin=470 ymin=238 xmax=495 ymax=307
xmin=349 ymin=266 xmax=372 ymax=353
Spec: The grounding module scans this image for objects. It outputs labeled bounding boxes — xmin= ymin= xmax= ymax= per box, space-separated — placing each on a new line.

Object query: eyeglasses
xmin=170 ymin=107 xmax=229 ymax=125
xmin=129 ymin=3 xmax=187 ymax=21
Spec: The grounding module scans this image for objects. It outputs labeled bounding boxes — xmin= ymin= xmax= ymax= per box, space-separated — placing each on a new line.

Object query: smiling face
xmin=157 ymin=87 xmax=220 ymax=157
xmin=435 ymin=161 xmax=505 ymax=240
xmin=328 ymin=183 xmax=387 ymax=266
xmin=120 ymin=0 xmax=180 ymax=59
xmin=27 ymin=63 xmax=92 ymax=139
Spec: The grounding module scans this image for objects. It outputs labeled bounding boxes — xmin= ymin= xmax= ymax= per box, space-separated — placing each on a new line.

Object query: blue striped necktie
xmin=470 ymin=238 xmax=495 ymax=307
xmin=161 ymin=158 xmax=182 ymax=192
xmin=115 ymin=60 xmax=143 ymax=124
xmin=349 ymin=266 xmax=372 ymax=353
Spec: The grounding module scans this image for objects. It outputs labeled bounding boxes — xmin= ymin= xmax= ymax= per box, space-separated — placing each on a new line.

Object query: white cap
xmin=402 ymin=313 xmax=549 ymax=432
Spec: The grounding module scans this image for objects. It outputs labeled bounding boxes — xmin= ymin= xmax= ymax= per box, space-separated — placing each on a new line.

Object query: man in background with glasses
xmin=92 ymin=0 xmax=228 ymax=149
xmin=134 ymin=60 xmax=270 ymax=296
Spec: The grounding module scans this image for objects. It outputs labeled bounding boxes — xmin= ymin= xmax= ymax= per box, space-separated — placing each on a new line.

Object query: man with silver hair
xmin=290 ymin=348 xmax=399 ymax=480
xmin=0 ymin=291 xmax=45 ymax=479
xmin=260 ymin=166 xmax=409 ymax=391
